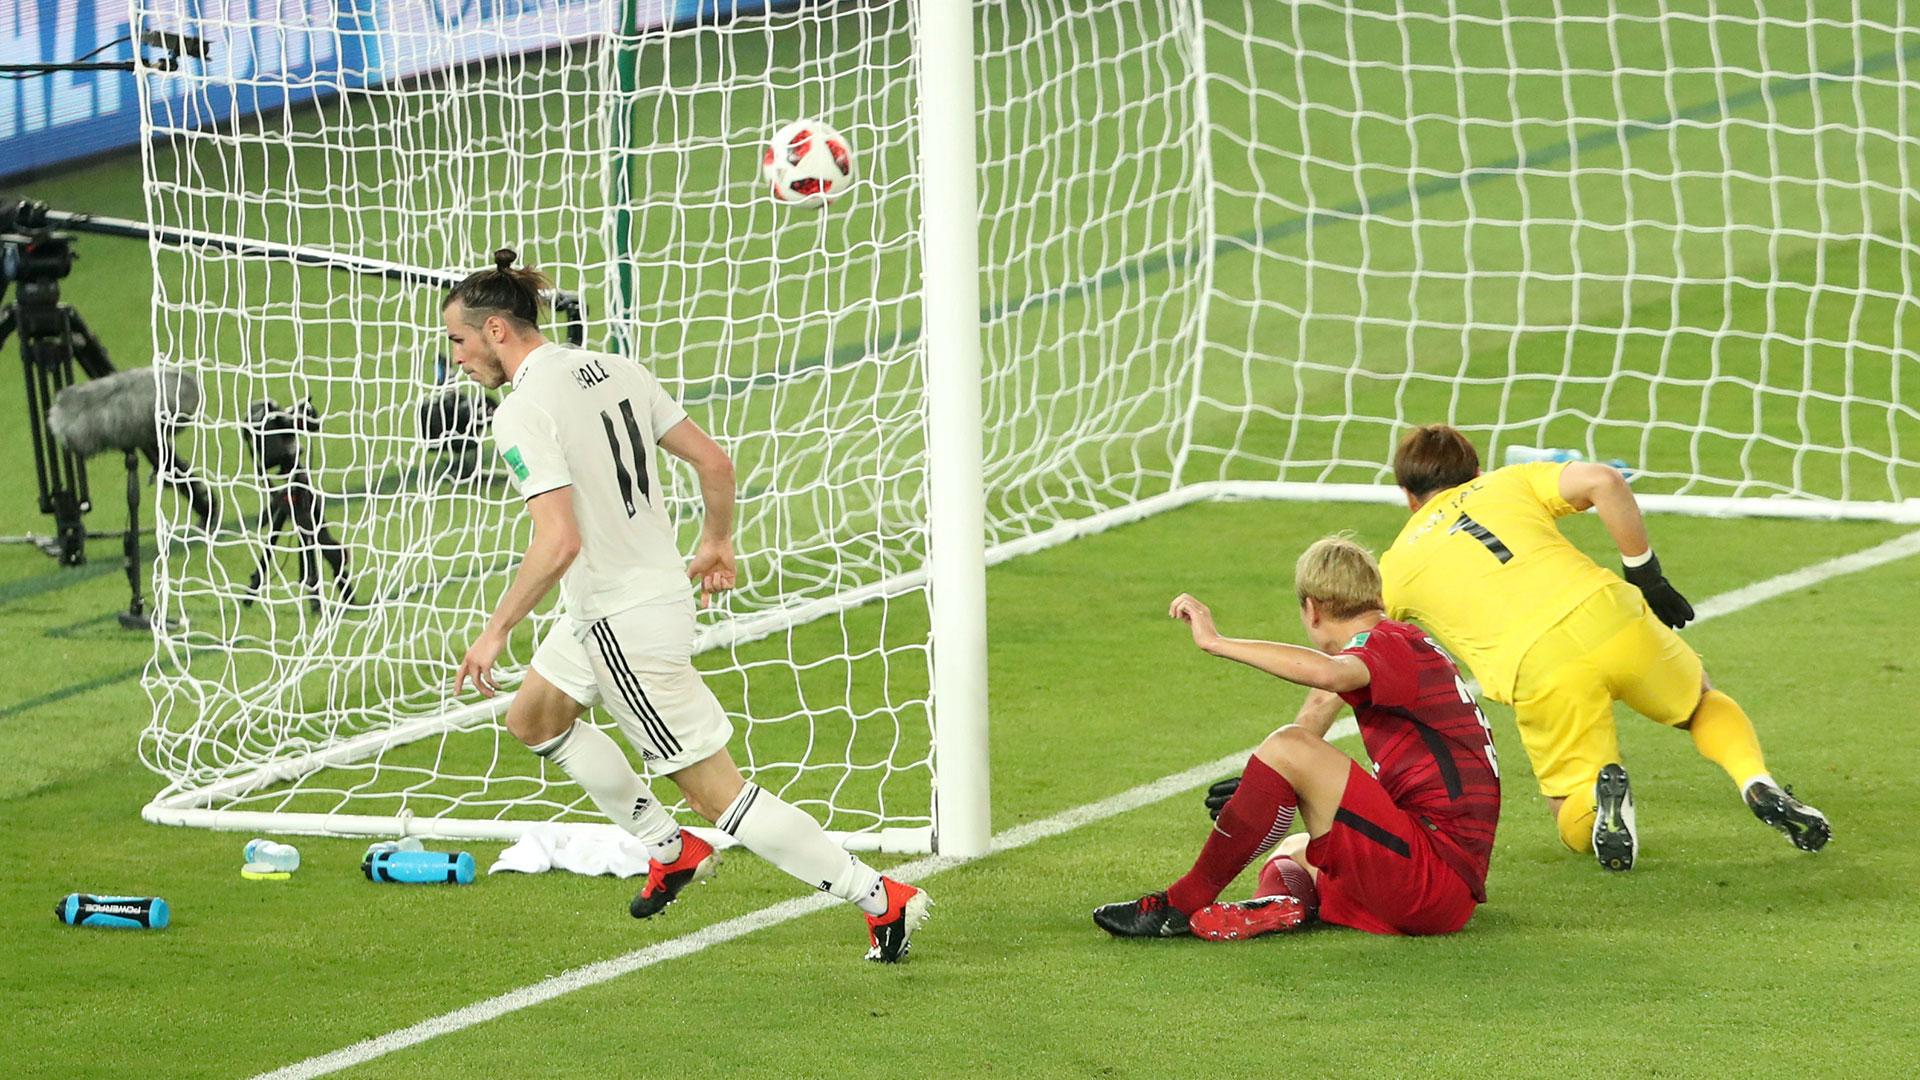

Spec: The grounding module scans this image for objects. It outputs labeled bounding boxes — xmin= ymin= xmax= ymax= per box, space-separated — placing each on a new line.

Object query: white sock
xmin=835 ymin=861 xmax=892 ymax=917
xmin=1741 ymin=773 xmax=1778 ymax=797
xmin=651 ymin=829 xmax=684 ymax=865
xmin=717 ymin=783 xmax=889 ymax=915
xmin=530 ymin=722 xmax=679 ymax=847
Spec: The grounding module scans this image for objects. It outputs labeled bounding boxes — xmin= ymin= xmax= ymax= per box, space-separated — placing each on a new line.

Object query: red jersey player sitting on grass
xmin=1093 ymin=535 xmax=1502 ymax=940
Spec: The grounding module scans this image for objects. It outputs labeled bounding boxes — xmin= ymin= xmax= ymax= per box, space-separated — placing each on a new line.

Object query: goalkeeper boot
xmin=864 ymin=878 xmax=931 ymax=963
xmin=1092 ymin=891 xmax=1191 ymax=938
xmin=629 ymin=832 xmax=719 ymax=919
xmin=1188 ymin=895 xmax=1311 ymax=942
xmin=1592 ymin=763 xmax=1638 ymax=872
xmin=1744 ymin=779 xmax=1831 ymax=852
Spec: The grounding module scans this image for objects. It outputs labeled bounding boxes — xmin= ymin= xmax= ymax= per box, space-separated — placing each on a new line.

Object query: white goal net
xmin=1179 ymin=0 xmax=1919 ymax=512
xmin=135 ymin=0 xmax=1917 ymax=850
xmin=135 ymin=0 xmax=1206 ymax=850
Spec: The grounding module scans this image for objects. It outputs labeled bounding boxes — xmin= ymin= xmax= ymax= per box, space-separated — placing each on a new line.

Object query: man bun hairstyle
xmin=1294 ymin=533 xmax=1384 ymax=621
xmin=442 ymin=247 xmax=553 ymax=330
xmin=1393 ymin=423 xmax=1481 ymax=499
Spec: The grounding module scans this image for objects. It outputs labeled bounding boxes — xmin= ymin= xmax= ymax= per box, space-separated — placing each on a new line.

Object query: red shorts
xmin=1303 ymin=760 xmax=1479 ymax=936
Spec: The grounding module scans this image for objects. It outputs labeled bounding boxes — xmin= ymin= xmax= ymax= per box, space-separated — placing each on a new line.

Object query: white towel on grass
xmin=487 ymin=824 xmax=653 ymax=878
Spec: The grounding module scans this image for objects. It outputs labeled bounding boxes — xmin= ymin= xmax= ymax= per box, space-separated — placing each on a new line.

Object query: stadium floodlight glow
xmin=131 ymin=0 xmax=1920 ymax=857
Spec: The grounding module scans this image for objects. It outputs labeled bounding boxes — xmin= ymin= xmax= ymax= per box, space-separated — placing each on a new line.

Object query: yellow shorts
xmin=1510 ymin=581 xmax=1704 ymax=799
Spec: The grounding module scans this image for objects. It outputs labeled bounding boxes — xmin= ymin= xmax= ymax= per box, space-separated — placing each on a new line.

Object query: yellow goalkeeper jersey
xmin=1379 ymin=462 xmax=1621 ymax=705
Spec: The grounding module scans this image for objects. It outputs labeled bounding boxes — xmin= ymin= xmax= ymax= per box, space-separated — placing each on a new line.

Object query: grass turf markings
xmin=246 ymin=527 xmax=1920 ymax=1080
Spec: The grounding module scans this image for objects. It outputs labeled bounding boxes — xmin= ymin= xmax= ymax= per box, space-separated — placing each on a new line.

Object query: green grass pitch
xmin=6 ymin=0 xmax=1920 ymax=1076
xmin=5 ymin=501 xmax=1919 ymax=1078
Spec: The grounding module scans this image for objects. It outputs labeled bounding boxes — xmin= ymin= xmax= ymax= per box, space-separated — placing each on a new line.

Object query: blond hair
xmin=1294 ymin=534 xmax=1384 ymax=620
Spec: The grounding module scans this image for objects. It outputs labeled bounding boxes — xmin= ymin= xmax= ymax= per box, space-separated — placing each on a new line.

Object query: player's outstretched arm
xmin=1558 ymin=462 xmax=1694 ymax=628
xmin=659 ymin=419 xmax=737 ymax=608
xmin=1169 ymin=593 xmax=1370 ymax=693
xmin=456 ymin=488 xmax=580 ymax=697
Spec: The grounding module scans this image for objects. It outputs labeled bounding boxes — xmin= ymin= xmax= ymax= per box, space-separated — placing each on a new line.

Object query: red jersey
xmin=1336 ymin=619 xmax=1502 ymax=899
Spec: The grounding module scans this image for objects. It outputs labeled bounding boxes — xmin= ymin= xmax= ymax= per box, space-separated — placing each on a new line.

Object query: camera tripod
xmin=3 ymin=213 xmax=219 ymax=629
xmin=2 ymin=235 xmax=109 ymax=567
xmin=245 ymin=400 xmax=354 ymax=612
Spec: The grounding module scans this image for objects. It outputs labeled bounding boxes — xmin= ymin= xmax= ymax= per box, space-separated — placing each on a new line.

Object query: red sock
xmin=1257 ymin=856 xmax=1319 ymax=914
xmin=1167 ymin=755 xmax=1297 ymax=914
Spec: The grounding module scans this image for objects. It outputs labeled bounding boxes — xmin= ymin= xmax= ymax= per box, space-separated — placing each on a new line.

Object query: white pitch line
xmin=1688 ymin=528 xmax=1920 ymax=623
xmin=248 ymin=746 xmax=1269 ymax=1080
xmin=251 ymin=528 xmax=1920 ymax=1080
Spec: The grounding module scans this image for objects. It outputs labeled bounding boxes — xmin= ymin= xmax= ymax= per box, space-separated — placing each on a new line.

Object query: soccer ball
xmin=762 ymin=119 xmax=854 ymax=209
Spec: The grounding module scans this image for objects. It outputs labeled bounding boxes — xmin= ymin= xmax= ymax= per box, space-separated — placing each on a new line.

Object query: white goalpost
xmin=132 ymin=0 xmax=1919 ymax=855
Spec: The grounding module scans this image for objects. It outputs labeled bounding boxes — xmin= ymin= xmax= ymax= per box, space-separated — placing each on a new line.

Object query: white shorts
xmin=529 ymin=598 xmax=733 ymax=773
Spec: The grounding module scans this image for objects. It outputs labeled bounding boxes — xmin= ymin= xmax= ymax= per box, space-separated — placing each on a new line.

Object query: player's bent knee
xmin=503 ymin=676 xmax=584 ymax=747
xmin=504 ymin=710 xmax=567 ymax=748
xmin=1254 ymin=725 xmax=1318 ymax=773
xmin=1555 ymin=797 xmax=1596 ymax=853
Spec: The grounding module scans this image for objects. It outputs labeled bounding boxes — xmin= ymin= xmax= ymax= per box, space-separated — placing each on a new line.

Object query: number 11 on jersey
xmin=600 ymin=398 xmax=651 ymax=517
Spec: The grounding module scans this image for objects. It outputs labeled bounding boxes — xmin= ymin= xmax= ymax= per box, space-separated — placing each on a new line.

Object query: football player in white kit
xmin=445 ymin=250 xmax=929 ymax=962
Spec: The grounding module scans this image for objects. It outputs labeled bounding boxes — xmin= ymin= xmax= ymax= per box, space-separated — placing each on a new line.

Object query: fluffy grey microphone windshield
xmin=47 ymin=368 xmax=203 ymax=458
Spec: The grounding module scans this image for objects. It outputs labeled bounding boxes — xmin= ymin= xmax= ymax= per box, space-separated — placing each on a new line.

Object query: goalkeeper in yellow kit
xmin=1382 ymin=425 xmax=1830 ymax=870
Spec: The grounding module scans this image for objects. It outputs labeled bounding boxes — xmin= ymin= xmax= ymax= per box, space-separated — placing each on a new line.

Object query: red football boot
xmin=864 ymin=877 xmax=932 ymax=962
xmin=629 ymin=832 xmax=719 ymax=919
xmin=1188 ymin=895 xmax=1311 ymax=941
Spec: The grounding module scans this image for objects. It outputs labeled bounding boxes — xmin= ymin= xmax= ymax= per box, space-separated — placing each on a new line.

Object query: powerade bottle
xmin=362 ymin=850 xmax=476 ymax=884
xmin=57 ymin=894 xmax=170 ymax=929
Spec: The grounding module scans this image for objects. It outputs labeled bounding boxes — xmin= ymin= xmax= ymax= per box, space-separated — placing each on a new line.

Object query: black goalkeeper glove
xmin=1624 ymin=551 xmax=1695 ymax=629
xmin=1204 ymin=776 xmax=1239 ymax=821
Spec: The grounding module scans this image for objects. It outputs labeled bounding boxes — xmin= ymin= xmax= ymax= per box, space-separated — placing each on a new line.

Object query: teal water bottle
xmin=57 ymin=894 xmax=169 ymax=929
xmin=362 ymin=850 xmax=475 ymax=884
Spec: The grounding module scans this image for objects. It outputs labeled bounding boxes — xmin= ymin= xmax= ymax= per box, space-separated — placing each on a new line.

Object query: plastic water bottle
xmin=242 ymin=838 xmax=301 ymax=872
xmin=1503 ymin=445 xmax=1586 ymax=466
xmin=1503 ymin=445 xmax=1636 ymax=479
xmin=363 ymin=837 xmax=426 ymax=860
xmin=362 ymin=849 xmax=476 ymax=884
xmin=56 ymin=894 xmax=169 ymax=929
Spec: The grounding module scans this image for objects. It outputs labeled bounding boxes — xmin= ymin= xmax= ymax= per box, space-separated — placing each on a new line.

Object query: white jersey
xmin=491 ymin=341 xmax=691 ymax=623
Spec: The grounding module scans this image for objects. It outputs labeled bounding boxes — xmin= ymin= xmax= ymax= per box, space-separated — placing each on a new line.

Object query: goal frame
xmin=133 ymin=0 xmax=1920 ymax=857
xmin=137 ymin=0 xmax=998 ymax=858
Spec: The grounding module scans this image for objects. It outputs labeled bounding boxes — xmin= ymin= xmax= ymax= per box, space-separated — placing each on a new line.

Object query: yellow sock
xmin=1688 ymin=689 xmax=1769 ymax=789
xmin=1556 ymin=796 xmax=1596 ymax=853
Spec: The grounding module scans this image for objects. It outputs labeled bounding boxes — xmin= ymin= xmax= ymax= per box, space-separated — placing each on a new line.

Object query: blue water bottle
xmin=57 ymin=894 xmax=170 ymax=929
xmin=362 ymin=850 xmax=476 ymax=884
